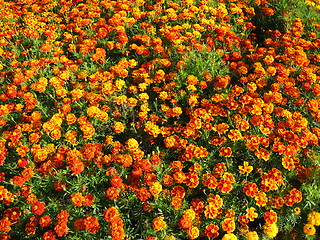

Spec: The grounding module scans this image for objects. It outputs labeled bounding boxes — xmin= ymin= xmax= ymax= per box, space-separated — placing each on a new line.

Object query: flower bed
xmin=0 ymin=0 xmax=320 ymax=239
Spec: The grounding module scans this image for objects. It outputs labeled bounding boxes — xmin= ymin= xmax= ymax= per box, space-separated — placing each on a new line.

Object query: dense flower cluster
xmin=0 ymin=0 xmax=319 ymax=239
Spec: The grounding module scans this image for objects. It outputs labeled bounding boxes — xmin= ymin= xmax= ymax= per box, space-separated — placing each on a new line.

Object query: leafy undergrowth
xmin=0 ymin=0 xmax=320 ymax=239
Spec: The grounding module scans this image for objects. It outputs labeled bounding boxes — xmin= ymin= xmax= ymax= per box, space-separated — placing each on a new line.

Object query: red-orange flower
xmin=205 ymin=224 xmax=219 ymax=238
xmin=220 ymin=147 xmax=232 ymax=157
xmin=31 ymin=201 xmax=45 ymax=215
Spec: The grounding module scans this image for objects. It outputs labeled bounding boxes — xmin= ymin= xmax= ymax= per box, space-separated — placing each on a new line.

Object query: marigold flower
xmin=222 ymin=232 xmax=237 ymax=240
xmin=304 ymin=223 xmax=316 ymax=235
xmin=31 ymin=201 xmax=45 ymax=215
xmin=307 ymin=211 xmax=320 ymax=226
xmin=263 ymin=223 xmax=278 ymax=238
xmin=243 ymin=182 xmax=259 ymax=197
xmin=187 ymin=226 xmax=199 ymax=239
xmin=42 ymin=230 xmax=56 ymax=240
xmin=106 ymin=187 xmax=120 ymax=200
xmin=170 ymin=196 xmax=183 ymax=210
xmin=228 ymin=129 xmax=243 ymax=141
xmin=246 ymin=207 xmax=258 ymax=221
xmin=204 ymin=205 xmax=220 ymax=219
xmin=264 ymin=210 xmax=277 ymax=225
xmin=125 ymin=138 xmax=139 ymax=150
xmin=112 ymin=122 xmax=125 ymax=133
xmin=110 ymin=225 xmax=126 ymax=239
xmin=205 ymin=224 xmax=219 ymax=238
xmin=136 ymin=187 xmax=151 ymax=202
xmin=239 ymin=161 xmax=253 ymax=174
xmin=39 ymin=215 xmax=52 ymax=228
xmin=54 ymin=222 xmax=69 ymax=237
xmin=84 ymin=215 xmax=100 ymax=234
xmin=104 ymin=207 xmax=119 ymax=223
xmin=222 ymin=218 xmax=236 ymax=232
xmin=0 ymin=217 xmax=11 ymax=232
xmin=71 ymin=192 xmax=84 ymax=207
xmin=202 ymin=173 xmax=218 ymax=189
xmin=255 ymin=191 xmax=268 ymax=207
xmin=247 ymin=231 xmax=259 ymax=240
xmin=152 ymin=216 xmax=167 ymax=231
xmin=220 ymin=147 xmax=232 ymax=157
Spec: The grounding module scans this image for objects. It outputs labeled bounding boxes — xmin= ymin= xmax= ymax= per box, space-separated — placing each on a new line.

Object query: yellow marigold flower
xmin=187 ymin=226 xmax=199 ymax=239
xmin=138 ymin=93 xmax=149 ymax=101
xmin=165 ymin=235 xmax=176 ymax=240
xmin=227 ymin=129 xmax=243 ymax=141
xmin=171 ymin=107 xmax=182 ymax=117
xmin=125 ymin=138 xmax=139 ymax=150
xmin=183 ymin=209 xmax=196 ymax=220
xmin=263 ymin=223 xmax=278 ymax=238
xmin=246 ymin=207 xmax=258 ymax=221
xmin=247 ymin=231 xmax=259 ymax=240
xmin=187 ymin=75 xmax=198 ymax=85
xmin=307 ymin=211 xmax=320 ymax=226
xmin=112 ymin=122 xmax=125 ymax=133
xmin=294 ymin=207 xmax=301 ymax=215
xmin=239 ymin=161 xmax=253 ymax=174
xmin=149 ymin=182 xmax=162 ymax=198
xmin=222 ymin=233 xmax=237 ymax=240
xmin=87 ymin=106 xmax=100 ymax=118
xmin=303 ymin=223 xmax=316 ymax=236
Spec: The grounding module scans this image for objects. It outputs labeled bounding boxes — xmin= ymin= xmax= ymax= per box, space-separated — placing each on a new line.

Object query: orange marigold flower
xmin=163 ymin=174 xmax=174 ymax=187
xmin=42 ymin=230 xmax=57 ymax=240
xmin=152 ymin=216 xmax=167 ymax=231
xmin=217 ymin=179 xmax=233 ymax=193
xmin=282 ymin=156 xmax=296 ymax=170
xmin=106 ymin=187 xmax=120 ymax=200
xmin=214 ymin=123 xmax=229 ymax=134
xmin=136 ymin=187 xmax=151 ymax=202
xmin=213 ymin=163 xmax=227 ymax=178
xmin=39 ymin=215 xmax=52 ymax=228
xmin=0 ymin=217 xmax=11 ymax=232
xmin=112 ymin=122 xmax=125 ymax=133
xmin=222 ymin=218 xmax=236 ymax=232
xmin=187 ymin=75 xmax=198 ymax=85
xmin=202 ymin=173 xmax=218 ymax=189
xmin=104 ymin=207 xmax=119 ymax=223
xmin=84 ymin=215 xmax=100 ymax=234
xmin=304 ymin=223 xmax=316 ymax=236
xmin=71 ymin=192 xmax=84 ymax=207
xmin=31 ymin=201 xmax=45 ymax=215
xmin=211 ymin=136 xmax=227 ymax=146
xmin=54 ymin=222 xmax=69 ymax=237
xmin=110 ymin=225 xmax=126 ymax=239
xmin=170 ymin=196 xmax=183 ymax=210
xmin=178 ymin=216 xmax=193 ymax=230
xmin=173 ymin=171 xmax=186 ymax=184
